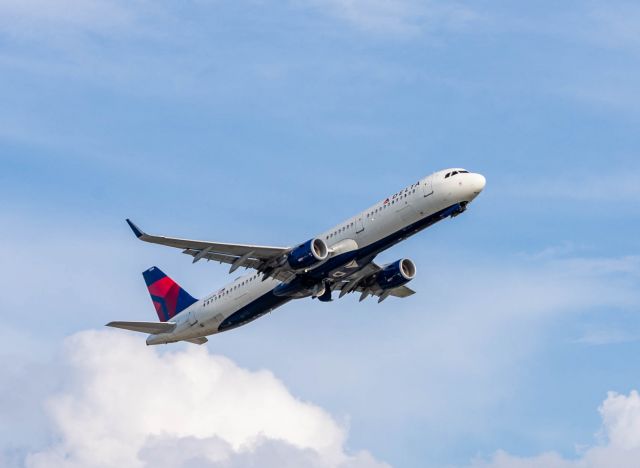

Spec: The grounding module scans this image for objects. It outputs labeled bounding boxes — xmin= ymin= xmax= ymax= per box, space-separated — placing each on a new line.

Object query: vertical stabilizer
xmin=143 ymin=267 xmax=197 ymax=322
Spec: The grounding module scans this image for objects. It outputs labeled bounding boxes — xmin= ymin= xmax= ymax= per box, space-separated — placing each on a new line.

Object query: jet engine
xmin=287 ymin=238 xmax=329 ymax=270
xmin=376 ymin=259 xmax=416 ymax=290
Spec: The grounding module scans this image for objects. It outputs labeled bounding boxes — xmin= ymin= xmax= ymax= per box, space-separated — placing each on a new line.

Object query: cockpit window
xmin=446 ymin=169 xmax=471 ymax=178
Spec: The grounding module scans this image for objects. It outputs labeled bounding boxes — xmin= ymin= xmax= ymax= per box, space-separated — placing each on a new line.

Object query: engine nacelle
xmin=287 ymin=238 xmax=329 ymax=270
xmin=376 ymin=259 xmax=416 ymax=290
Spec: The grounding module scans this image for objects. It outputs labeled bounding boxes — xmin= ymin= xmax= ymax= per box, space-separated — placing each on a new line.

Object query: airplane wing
xmin=333 ymin=262 xmax=416 ymax=302
xmin=126 ymin=219 xmax=290 ymax=275
xmin=106 ymin=321 xmax=177 ymax=334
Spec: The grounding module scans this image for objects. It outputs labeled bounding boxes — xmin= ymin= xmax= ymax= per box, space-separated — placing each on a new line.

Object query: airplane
xmin=107 ymin=168 xmax=486 ymax=345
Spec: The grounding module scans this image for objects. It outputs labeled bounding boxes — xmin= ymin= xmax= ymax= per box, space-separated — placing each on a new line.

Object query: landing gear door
xmin=422 ymin=177 xmax=433 ymax=197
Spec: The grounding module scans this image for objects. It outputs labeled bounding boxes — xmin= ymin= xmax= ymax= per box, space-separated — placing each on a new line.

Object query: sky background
xmin=1 ymin=1 xmax=640 ymax=467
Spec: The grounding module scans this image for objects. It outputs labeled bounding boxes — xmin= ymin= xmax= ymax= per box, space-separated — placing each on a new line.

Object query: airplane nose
xmin=466 ymin=173 xmax=486 ymax=199
xmin=473 ymin=173 xmax=486 ymax=193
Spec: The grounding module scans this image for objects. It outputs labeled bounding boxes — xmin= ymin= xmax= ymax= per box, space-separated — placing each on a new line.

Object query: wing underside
xmin=126 ymin=219 xmax=291 ymax=277
xmin=125 ymin=220 xmax=418 ymax=301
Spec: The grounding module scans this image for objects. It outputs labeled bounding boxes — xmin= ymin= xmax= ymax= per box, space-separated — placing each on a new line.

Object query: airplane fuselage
xmin=146 ymin=168 xmax=486 ymax=345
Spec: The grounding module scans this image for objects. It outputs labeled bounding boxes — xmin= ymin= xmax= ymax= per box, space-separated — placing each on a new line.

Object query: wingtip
xmin=126 ymin=218 xmax=144 ymax=238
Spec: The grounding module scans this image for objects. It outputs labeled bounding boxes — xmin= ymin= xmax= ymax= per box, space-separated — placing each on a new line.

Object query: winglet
xmin=126 ymin=219 xmax=145 ymax=238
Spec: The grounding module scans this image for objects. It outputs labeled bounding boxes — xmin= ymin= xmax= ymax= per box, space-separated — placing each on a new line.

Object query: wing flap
xmin=182 ymin=249 xmax=263 ymax=269
xmin=183 ymin=337 xmax=209 ymax=345
xmin=106 ymin=321 xmax=177 ymax=334
xmin=389 ymin=285 xmax=416 ymax=298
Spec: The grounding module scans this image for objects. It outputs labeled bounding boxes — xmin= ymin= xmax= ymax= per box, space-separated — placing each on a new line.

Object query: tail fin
xmin=143 ymin=267 xmax=197 ymax=322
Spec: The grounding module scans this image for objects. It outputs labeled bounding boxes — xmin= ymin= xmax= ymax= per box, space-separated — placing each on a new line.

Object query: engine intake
xmin=376 ymin=259 xmax=416 ymax=290
xmin=288 ymin=238 xmax=329 ymax=270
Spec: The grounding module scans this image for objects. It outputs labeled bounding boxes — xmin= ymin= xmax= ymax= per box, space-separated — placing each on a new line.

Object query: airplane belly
xmin=212 ymin=279 xmax=281 ymax=331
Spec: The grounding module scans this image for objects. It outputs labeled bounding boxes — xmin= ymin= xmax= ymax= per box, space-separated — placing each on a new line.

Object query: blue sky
xmin=1 ymin=1 xmax=640 ymax=467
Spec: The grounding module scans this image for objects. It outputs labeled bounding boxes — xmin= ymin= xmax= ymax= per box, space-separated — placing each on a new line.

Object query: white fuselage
xmin=147 ymin=168 xmax=485 ymax=345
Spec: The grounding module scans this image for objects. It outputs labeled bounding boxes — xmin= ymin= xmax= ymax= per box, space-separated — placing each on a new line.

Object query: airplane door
xmin=422 ymin=177 xmax=433 ymax=197
xmin=356 ymin=216 xmax=365 ymax=234
xmin=188 ymin=310 xmax=198 ymax=326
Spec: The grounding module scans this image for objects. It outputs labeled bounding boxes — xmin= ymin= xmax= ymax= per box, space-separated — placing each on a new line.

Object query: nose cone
xmin=464 ymin=173 xmax=486 ymax=201
xmin=472 ymin=173 xmax=486 ymax=194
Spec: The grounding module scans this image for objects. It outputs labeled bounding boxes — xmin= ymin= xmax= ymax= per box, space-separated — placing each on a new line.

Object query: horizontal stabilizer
xmin=183 ymin=337 xmax=208 ymax=345
xmin=106 ymin=321 xmax=176 ymax=334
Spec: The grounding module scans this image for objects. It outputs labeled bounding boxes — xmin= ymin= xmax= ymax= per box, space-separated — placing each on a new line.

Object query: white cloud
xmin=22 ymin=330 xmax=388 ymax=468
xmin=470 ymin=390 xmax=640 ymax=468
xmin=601 ymin=391 xmax=640 ymax=450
